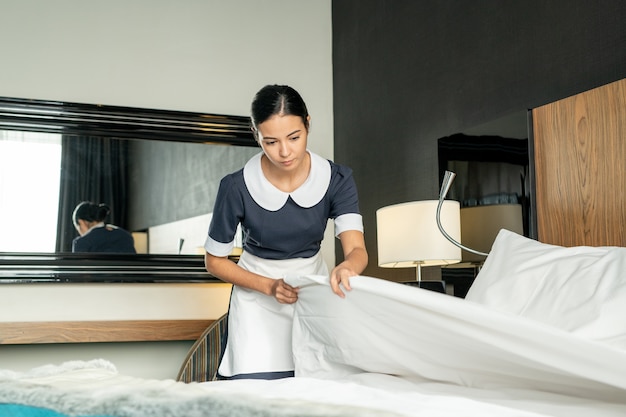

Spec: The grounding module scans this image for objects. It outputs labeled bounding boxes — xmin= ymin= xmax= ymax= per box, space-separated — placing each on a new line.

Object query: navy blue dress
xmin=72 ymin=224 xmax=136 ymax=254
xmin=206 ymin=151 xmax=363 ymax=258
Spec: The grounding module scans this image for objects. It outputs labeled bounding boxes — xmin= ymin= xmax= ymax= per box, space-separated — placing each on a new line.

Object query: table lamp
xmin=376 ymin=200 xmax=462 ymax=283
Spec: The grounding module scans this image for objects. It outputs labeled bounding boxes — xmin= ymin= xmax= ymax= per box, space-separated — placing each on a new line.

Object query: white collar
xmin=243 ymin=150 xmax=331 ymax=211
xmin=83 ymin=222 xmax=105 ymax=236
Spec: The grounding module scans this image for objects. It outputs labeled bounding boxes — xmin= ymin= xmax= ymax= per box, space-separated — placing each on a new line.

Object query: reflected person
xmin=72 ymin=201 xmax=136 ymax=253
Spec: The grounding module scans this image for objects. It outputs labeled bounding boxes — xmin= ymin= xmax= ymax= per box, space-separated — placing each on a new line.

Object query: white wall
xmin=0 ymin=0 xmax=333 ymax=379
xmin=0 ymin=283 xmax=233 ymax=379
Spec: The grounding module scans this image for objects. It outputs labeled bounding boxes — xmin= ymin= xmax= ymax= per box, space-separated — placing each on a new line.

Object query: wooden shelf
xmin=0 ymin=319 xmax=214 ymax=344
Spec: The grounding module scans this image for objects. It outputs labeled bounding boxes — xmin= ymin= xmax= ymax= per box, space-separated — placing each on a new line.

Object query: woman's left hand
xmin=329 ymin=265 xmax=356 ymax=298
xmin=330 ymin=230 xmax=369 ymax=298
xmin=330 ymin=230 xmax=368 ymax=298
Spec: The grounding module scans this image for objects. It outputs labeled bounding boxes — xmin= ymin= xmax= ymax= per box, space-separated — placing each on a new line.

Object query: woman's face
xmin=256 ymin=114 xmax=309 ymax=172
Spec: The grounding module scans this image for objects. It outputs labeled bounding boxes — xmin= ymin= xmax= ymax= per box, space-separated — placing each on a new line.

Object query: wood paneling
xmin=0 ymin=320 xmax=214 ymax=345
xmin=532 ymin=78 xmax=626 ymax=246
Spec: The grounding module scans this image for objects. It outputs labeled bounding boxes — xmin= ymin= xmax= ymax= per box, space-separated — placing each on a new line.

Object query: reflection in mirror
xmin=437 ymin=111 xmax=529 ymax=298
xmin=1 ymin=131 xmax=259 ymax=255
xmin=0 ymin=97 xmax=258 ymax=282
xmin=438 ymin=110 xmax=530 ymax=234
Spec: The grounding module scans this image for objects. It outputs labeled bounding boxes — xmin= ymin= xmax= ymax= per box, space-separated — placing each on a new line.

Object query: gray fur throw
xmin=0 ymin=359 xmax=396 ymax=417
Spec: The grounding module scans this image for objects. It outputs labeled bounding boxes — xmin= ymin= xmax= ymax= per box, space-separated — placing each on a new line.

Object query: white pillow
xmin=465 ymin=229 xmax=626 ymax=349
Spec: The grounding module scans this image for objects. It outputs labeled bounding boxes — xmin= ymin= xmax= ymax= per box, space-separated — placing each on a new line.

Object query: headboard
xmin=531 ymin=77 xmax=626 ymax=247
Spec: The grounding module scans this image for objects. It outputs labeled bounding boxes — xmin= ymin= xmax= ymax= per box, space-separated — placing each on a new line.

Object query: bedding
xmin=0 ymin=360 xmax=390 ymax=417
xmin=465 ymin=229 xmax=626 ymax=348
xmin=1 ymin=230 xmax=625 ymax=417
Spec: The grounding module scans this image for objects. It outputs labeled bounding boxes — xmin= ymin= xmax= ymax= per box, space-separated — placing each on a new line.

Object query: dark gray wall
xmin=332 ymin=0 xmax=626 ymax=279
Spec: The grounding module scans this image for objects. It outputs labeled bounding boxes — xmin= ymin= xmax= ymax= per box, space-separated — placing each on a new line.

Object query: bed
xmin=1 ymin=229 xmax=625 ymax=417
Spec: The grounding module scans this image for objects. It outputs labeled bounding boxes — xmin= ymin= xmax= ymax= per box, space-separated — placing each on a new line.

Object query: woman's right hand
xmin=271 ymin=278 xmax=299 ymax=304
xmin=205 ymin=252 xmax=300 ymax=304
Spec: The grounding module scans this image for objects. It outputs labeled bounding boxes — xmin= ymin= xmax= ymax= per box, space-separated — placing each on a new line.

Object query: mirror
xmin=436 ymin=110 xmax=530 ymax=297
xmin=0 ymin=96 xmax=259 ymax=282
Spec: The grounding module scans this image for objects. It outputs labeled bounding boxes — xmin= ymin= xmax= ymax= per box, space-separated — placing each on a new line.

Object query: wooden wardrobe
xmin=531 ymin=78 xmax=626 ymax=247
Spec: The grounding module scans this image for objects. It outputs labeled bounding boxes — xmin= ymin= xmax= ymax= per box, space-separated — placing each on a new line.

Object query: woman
xmin=204 ymin=84 xmax=368 ymax=380
xmin=72 ymin=201 xmax=136 ymax=254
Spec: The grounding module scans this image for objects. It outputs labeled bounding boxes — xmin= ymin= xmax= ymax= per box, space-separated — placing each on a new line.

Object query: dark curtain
xmin=56 ymin=136 xmax=130 ymax=252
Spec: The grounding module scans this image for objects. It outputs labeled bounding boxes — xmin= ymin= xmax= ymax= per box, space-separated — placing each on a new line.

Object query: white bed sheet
xmin=2 ymin=235 xmax=626 ymax=417
xmin=282 ymin=273 xmax=626 ymax=417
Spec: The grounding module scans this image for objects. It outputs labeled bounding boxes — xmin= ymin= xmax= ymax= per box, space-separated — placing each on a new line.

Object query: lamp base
xmin=401 ymin=280 xmax=446 ymax=294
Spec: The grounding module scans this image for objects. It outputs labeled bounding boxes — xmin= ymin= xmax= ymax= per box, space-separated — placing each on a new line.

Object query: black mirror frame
xmin=0 ymin=96 xmax=254 ymax=283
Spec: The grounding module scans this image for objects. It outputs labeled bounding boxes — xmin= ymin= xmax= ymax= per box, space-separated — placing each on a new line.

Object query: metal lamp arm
xmin=436 ymin=171 xmax=489 ymax=257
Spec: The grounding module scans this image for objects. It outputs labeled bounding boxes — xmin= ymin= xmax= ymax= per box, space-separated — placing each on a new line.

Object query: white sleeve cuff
xmin=204 ymin=235 xmax=235 ymax=257
xmin=334 ymin=213 xmax=364 ymax=237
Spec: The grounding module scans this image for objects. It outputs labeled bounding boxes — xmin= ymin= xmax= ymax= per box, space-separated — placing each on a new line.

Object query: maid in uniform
xmin=72 ymin=201 xmax=136 ymax=254
xmin=204 ymin=84 xmax=368 ymax=380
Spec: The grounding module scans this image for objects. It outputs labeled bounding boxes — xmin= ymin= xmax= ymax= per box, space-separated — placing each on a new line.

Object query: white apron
xmin=217 ymin=251 xmax=328 ymax=378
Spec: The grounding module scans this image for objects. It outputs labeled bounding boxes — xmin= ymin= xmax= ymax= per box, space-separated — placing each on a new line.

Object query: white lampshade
xmin=377 ymin=200 xmax=462 ymax=269
xmin=460 ymin=204 xmax=523 ymax=263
